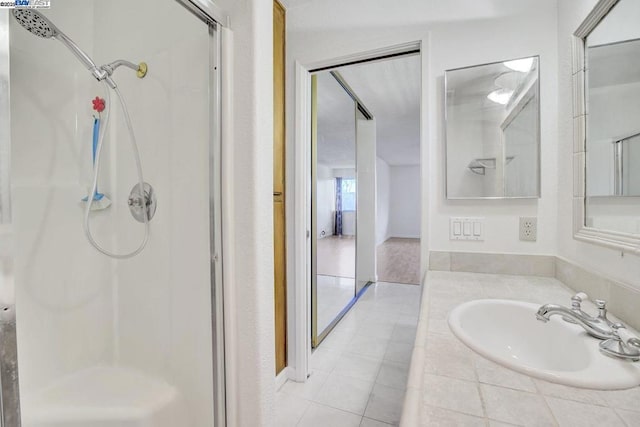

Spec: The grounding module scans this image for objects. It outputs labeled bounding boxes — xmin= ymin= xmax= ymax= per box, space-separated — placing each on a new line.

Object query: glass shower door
xmin=2 ymin=1 xmax=224 ymax=425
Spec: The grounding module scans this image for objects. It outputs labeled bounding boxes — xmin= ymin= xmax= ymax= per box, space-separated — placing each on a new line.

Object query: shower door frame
xmin=0 ymin=2 xmax=229 ymax=426
xmin=0 ymin=10 xmax=20 ymax=427
xmin=173 ymin=3 xmax=229 ymax=427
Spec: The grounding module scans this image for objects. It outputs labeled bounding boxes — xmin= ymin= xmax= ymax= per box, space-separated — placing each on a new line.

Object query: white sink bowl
xmin=448 ymin=299 xmax=640 ymax=390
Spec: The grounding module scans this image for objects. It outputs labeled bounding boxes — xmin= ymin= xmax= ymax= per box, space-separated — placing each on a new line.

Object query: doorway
xmin=309 ymin=48 xmax=423 ymax=349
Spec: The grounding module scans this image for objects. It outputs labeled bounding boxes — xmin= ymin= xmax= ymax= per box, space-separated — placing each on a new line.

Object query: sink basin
xmin=448 ymin=299 xmax=640 ymax=390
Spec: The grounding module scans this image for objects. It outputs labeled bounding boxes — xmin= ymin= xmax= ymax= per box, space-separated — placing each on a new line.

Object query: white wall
xmin=557 ymin=0 xmax=640 ymax=289
xmin=9 ymin=0 xmax=115 ymax=394
xmin=376 ymin=157 xmax=390 ymax=244
xmin=388 ymin=165 xmax=421 ymax=239
xmin=427 ymin=6 xmax=558 ymax=255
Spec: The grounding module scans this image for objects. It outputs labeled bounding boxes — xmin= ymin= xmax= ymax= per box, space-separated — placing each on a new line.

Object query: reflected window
xmin=338 ymin=178 xmax=356 ymax=211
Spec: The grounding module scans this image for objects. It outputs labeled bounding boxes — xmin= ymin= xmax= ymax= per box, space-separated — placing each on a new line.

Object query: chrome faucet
xmin=537 ymin=292 xmax=640 ymax=361
xmin=536 ymin=293 xmax=616 ymax=340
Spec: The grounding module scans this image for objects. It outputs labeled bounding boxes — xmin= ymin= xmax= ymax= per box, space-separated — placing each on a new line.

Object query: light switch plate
xmin=450 ymin=217 xmax=484 ymax=241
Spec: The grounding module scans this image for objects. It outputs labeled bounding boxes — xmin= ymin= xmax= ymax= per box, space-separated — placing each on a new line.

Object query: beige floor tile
xmin=275 ymin=391 xmax=311 ymax=427
xmin=364 ymin=383 xmax=406 ymax=425
xmin=280 ymin=370 xmax=330 ymax=401
xmin=333 ymin=353 xmax=383 ymax=382
xmin=376 ymin=360 xmax=410 ymax=390
xmin=314 ymin=373 xmax=375 ymax=415
xmin=298 ymin=402 xmax=362 ymax=427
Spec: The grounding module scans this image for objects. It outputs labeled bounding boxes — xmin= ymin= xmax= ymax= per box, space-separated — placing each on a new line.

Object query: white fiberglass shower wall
xmin=8 ymin=0 xmax=220 ymax=425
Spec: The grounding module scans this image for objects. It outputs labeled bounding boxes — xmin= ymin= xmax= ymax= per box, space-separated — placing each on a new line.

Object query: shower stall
xmin=0 ymin=0 xmax=226 ymax=425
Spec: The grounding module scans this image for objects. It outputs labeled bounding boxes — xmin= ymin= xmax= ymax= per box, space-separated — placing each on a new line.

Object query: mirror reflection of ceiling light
xmin=503 ymin=57 xmax=534 ymax=73
xmin=494 ymin=71 xmax=521 ymax=91
xmin=487 ymin=89 xmax=513 ymax=105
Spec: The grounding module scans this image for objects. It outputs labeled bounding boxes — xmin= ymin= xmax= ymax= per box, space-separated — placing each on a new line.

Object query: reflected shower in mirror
xmin=312 ymin=72 xmax=357 ymax=341
xmin=585 ymin=0 xmax=640 ymax=235
xmin=445 ymin=56 xmax=540 ymax=199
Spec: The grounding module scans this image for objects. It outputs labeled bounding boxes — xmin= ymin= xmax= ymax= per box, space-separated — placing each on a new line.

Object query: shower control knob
xmin=128 ymin=197 xmax=142 ymax=207
xmin=128 ymin=182 xmax=157 ymax=223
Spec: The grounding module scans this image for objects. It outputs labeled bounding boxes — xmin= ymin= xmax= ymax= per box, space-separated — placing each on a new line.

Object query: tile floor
xmin=317 ymin=275 xmax=355 ymax=333
xmin=277 ymin=281 xmax=422 ymax=426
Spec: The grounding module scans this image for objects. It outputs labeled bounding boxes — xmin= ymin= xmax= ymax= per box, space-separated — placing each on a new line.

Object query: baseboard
xmin=275 ymin=366 xmax=293 ymax=391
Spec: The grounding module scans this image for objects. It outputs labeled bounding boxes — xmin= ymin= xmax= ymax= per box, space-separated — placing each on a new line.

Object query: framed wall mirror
xmin=573 ymin=0 xmax=640 ymax=251
xmin=445 ymin=56 xmax=540 ymax=199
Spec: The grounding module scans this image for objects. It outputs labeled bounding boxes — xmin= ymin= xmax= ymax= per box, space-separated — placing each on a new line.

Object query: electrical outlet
xmin=519 ymin=217 xmax=537 ymax=241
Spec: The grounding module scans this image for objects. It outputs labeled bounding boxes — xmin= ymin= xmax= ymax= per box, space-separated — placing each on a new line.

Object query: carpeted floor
xmin=376 ymin=237 xmax=421 ymax=285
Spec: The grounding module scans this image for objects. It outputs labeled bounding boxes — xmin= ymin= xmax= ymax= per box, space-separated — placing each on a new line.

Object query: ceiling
xmin=316 ymin=54 xmax=421 ymax=168
xmin=285 ymin=0 xmax=549 ymax=33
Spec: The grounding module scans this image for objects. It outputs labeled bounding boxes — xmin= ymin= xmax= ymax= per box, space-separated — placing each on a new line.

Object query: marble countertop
xmin=401 ymin=271 xmax=640 ymax=427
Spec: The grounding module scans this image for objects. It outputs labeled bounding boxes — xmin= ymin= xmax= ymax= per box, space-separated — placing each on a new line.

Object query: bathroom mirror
xmin=445 ymin=56 xmax=540 ymax=199
xmin=573 ymin=0 xmax=640 ymax=250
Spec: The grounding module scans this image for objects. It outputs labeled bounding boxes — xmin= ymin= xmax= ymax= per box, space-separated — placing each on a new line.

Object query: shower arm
xmin=54 ymin=33 xmax=147 ymax=88
xmin=100 ymin=60 xmax=148 ymax=81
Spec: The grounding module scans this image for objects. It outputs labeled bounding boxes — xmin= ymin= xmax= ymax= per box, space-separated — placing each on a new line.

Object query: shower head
xmin=12 ymin=9 xmax=102 ymax=77
xmin=12 ymin=9 xmax=59 ymax=38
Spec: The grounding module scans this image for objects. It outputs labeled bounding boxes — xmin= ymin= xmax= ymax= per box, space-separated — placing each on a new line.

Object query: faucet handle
xmin=614 ymin=324 xmax=640 ymax=351
xmin=594 ymin=299 xmax=614 ymax=324
xmin=571 ymin=292 xmax=589 ymax=310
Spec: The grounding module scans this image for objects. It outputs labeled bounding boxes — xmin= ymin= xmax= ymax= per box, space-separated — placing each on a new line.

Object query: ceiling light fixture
xmin=503 ymin=58 xmax=534 ymax=73
xmin=487 ymin=89 xmax=513 ymax=105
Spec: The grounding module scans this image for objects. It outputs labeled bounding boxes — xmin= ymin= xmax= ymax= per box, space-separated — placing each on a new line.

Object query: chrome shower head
xmin=12 ymin=9 xmax=59 ymax=39
xmin=12 ymin=9 xmax=102 ymax=76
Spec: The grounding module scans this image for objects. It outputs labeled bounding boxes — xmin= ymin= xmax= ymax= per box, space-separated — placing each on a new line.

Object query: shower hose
xmin=83 ymin=80 xmax=150 ymax=259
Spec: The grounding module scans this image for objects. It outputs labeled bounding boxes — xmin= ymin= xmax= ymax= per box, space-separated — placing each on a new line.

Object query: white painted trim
xmin=419 ymin=38 xmax=429 ymax=286
xmin=193 ymin=0 xmax=230 ymax=26
xmin=292 ymin=61 xmax=312 ymax=383
xmin=571 ymin=0 xmax=640 ymax=257
xmin=275 ymin=367 xmax=293 ymax=391
xmin=220 ymin=26 xmax=238 ymax=427
xmin=306 ymin=41 xmax=421 ymax=72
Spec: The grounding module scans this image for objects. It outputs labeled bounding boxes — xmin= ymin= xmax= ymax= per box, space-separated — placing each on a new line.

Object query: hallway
xmin=376 ymin=238 xmax=421 ymax=285
xmin=276 ymin=282 xmax=421 ymax=426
